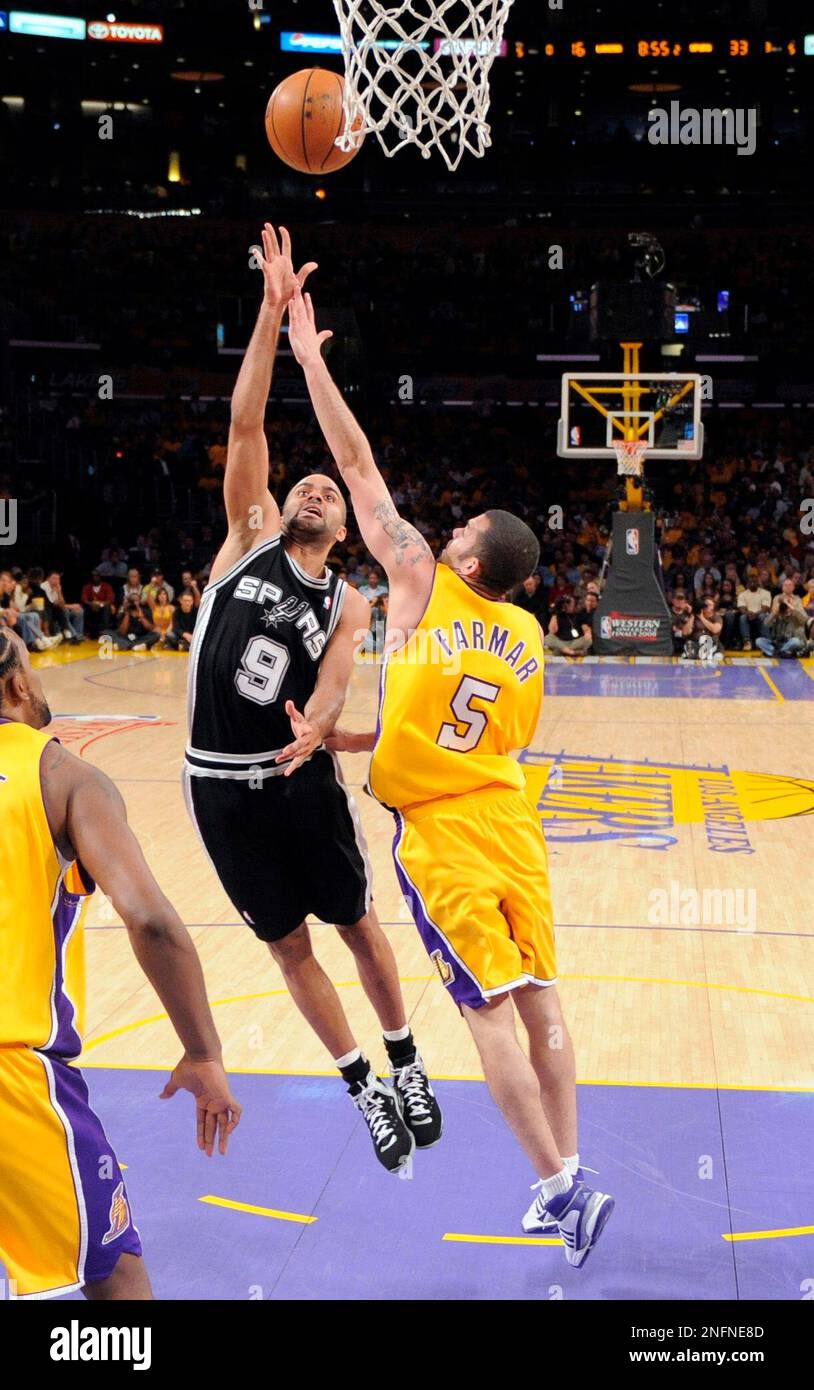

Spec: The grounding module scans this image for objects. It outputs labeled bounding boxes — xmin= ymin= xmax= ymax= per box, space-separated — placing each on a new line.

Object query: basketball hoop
xmin=331 ymin=0 xmax=515 ymax=172
xmin=612 ymin=440 xmax=648 ymax=478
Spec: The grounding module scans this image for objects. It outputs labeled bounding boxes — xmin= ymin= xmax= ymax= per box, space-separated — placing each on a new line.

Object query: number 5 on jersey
xmin=437 ymin=676 xmax=501 ymax=752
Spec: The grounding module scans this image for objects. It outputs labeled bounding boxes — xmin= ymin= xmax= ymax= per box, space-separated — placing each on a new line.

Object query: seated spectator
xmin=693 ymin=549 xmax=721 ymax=596
xmin=736 ymin=574 xmax=771 ymax=650
xmin=756 ymin=579 xmax=808 ymax=658
xmin=142 ymin=568 xmax=175 ymax=607
xmin=178 ymin=569 xmax=202 ymax=606
xmin=100 ymin=594 xmax=159 ymax=651
xmin=544 ymin=595 xmax=592 ymax=656
xmin=358 ymin=568 xmax=388 ymax=654
xmin=165 ymin=591 xmax=197 ymax=651
xmin=121 ymin=568 xmax=144 ymax=613
xmin=44 ymin=570 xmax=84 ymax=644
xmin=23 ymin=569 xmax=61 ymax=643
xmin=513 ymin=572 xmax=547 ymax=623
xmin=151 ymin=587 xmax=175 ymax=646
xmin=718 ymin=579 xmax=739 ymax=649
xmin=82 ymin=571 xmax=116 ymax=640
xmin=671 ymin=591 xmax=695 ymax=656
xmin=0 ymin=569 xmax=53 ymax=650
xmin=96 ymin=547 xmax=128 ymax=581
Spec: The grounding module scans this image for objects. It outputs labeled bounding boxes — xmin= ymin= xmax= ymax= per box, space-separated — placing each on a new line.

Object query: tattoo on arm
xmin=372 ymin=500 xmax=433 ymax=567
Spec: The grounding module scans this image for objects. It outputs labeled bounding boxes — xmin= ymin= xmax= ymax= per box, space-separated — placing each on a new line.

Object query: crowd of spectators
xmin=3 ymin=399 xmax=814 ymax=663
xmin=0 ymin=559 xmax=200 ymax=654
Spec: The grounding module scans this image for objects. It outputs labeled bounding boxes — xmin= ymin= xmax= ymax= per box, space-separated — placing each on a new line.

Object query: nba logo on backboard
xmin=0 ymin=500 xmax=17 ymax=546
xmin=626 ymin=528 xmax=639 ymax=556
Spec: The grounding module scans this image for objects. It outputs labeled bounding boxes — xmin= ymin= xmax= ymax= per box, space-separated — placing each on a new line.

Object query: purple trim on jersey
xmin=391 ymin=812 xmax=486 ymax=1011
xmin=48 ymin=886 xmax=86 ymax=1058
xmin=45 ymin=1053 xmax=142 ymax=1286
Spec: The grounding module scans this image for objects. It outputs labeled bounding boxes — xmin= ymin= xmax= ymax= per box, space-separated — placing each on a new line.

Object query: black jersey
xmin=186 ymin=535 xmax=347 ymax=778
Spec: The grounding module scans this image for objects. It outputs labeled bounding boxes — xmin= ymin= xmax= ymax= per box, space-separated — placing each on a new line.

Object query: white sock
xmin=382 ymin=1025 xmax=410 ymax=1043
xmin=539 ymin=1166 xmax=573 ymax=1203
xmin=334 ymin=1046 xmax=362 ymax=1070
xmin=562 ymin=1153 xmax=580 ymax=1177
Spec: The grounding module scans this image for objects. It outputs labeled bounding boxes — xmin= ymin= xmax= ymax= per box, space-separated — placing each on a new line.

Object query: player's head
xmin=441 ymin=510 xmax=540 ymax=599
xmin=282 ymin=474 xmax=347 ymax=549
xmin=0 ymin=628 xmax=52 ymax=729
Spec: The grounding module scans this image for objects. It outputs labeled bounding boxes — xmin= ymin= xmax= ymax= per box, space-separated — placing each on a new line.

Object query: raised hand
xmin=258 ymin=223 xmax=317 ymax=311
xmin=288 ymin=283 xmax=334 ymax=367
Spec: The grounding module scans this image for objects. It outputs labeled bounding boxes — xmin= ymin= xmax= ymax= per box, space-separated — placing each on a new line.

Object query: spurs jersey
xmin=370 ymin=564 xmax=544 ymax=813
xmin=186 ymin=534 xmax=348 ymax=778
xmin=0 ymin=719 xmax=94 ymax=1057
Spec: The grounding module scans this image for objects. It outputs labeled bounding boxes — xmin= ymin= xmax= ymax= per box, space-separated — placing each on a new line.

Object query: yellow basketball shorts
xmin=0 ymin=1046 xmax=141 ymax=1298
xmin=391 ymin=786 xmax=557 ymax=1009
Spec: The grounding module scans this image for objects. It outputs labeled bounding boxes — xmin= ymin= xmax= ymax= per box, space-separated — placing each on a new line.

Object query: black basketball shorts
xmin=183 ymin=750 xmax=373 ymax=942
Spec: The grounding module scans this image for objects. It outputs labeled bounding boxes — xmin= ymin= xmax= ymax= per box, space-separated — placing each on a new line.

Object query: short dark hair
xmin=473 ymin=510 xmax=540 ymax=596
xmin=0 ymin=629 xmax=21 ymax=711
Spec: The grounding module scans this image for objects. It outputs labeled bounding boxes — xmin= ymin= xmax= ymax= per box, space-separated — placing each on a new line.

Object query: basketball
xmin=265 ymin=68 xmax=362 ymax=175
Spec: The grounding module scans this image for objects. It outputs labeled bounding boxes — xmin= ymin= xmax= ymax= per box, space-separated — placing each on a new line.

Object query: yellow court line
xmin=443 ymin=1233 xmax=561 ymax=1247
xmin=801 ymin=659 xmax=814 ymax=685
xmin=758 ymin=666 xmax=785 ymax=702
xmin=723 ymin=1225 xmax=814 ymax=1243
xmin=82 ymin=972 xmax=814 ymax=1057
xmin=73 ymin=1060 xmax=814 ymax=1093
xmin=199 ymin=1196 xmax=316 ymax=1224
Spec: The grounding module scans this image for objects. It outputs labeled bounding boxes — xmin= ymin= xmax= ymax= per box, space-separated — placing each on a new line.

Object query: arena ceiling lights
xmin=8 ymin=10 xmax=86 ymax=39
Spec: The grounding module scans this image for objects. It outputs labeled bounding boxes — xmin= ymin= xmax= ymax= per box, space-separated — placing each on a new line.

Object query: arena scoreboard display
xmin=539 ymin=34 xmax=806 ymax=60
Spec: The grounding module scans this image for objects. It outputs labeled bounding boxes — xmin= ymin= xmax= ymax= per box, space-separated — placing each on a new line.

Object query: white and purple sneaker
xmin=523 ymin=1174 xmax=614 ymax=1267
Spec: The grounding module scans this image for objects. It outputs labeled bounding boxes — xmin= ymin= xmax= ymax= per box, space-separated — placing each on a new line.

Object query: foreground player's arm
xmin=276 ymin=588 xmax=370 ymax=774
xmin=325 ymin=728 xmax=376 ymax=754
xmin=40 ymin=742 xmax=242 ymax=1156
xmin=288 ymin=286 xmax=434 ymax=591
xmin=214 ymin=226 xmax=317 ymax=581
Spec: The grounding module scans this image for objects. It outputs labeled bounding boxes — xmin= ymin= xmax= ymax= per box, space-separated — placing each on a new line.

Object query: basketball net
xmin=613 ymin=440 xmax=648 ymax=478
xmin=332 ymin=0 xmax=515 ymax=172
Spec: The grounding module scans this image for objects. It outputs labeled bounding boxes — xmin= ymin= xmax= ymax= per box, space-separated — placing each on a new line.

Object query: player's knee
xmin=267 ymin=922 xmax=312 ymax=969
xmin=335 ymin=913 xmax=377 ymax=950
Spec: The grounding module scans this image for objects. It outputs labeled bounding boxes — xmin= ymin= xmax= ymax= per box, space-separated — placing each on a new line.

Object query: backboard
xmin=557 ymin=372 xmax=704 ymax=461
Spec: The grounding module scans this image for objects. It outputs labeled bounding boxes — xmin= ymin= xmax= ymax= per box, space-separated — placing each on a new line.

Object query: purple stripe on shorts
xmin=45 ymin=1053 xmax=142 ymax=1286
xmin=391 ymin=812 xmax=486 ymax=1011
xmin=48 ymin=887 xmax=84 ymax=1058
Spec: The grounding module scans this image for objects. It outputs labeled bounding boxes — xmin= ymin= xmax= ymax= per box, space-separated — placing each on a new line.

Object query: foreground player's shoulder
xmin=41 ymin=740 xmax=125 ymax=857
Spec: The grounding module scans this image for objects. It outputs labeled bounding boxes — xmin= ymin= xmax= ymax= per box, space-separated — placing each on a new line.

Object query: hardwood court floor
xmin=35 ymin=643 xmax=814 ymax=1096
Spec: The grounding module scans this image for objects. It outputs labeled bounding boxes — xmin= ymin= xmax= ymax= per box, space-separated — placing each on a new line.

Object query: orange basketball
xmin=265 ymin=68 xmax=362 ymax=175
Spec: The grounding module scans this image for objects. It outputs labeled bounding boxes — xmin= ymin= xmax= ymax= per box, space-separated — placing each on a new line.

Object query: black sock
xmin=384 ymin=1030 xmax=417 ymax=1069
xmin=340 ymin=1053 xmax=371 ymax=1095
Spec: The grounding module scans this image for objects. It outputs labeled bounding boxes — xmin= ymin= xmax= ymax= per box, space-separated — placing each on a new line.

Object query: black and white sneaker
xmin=392 ymin=1052 xmax=443 ymax=1149
xmin=351 ymin=1072 xmax=415 ymax=1178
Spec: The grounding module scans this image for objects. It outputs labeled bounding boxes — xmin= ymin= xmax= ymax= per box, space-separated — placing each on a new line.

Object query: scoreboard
xmin=536 ymin=35 xmax=806 ymax=60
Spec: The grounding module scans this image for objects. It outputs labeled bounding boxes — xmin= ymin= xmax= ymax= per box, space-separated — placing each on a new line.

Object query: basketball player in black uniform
xmin=184 ymin=226 xmax=441 ymax=1174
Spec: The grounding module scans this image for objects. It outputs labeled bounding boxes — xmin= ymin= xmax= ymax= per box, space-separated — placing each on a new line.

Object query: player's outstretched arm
xmin=288 ymin=285 xmax=435 ymax=593
xmin=40 ymin=741 xmax=242 ymax=1156
xmin=214 ymin=226 xmax=317 ymax=582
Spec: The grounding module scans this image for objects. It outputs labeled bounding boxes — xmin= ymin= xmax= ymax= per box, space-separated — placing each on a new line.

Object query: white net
xmin=331 ymin=0 xmax=515 ymax=172
xmin=613 ymin=440 xmax=648 ymax=478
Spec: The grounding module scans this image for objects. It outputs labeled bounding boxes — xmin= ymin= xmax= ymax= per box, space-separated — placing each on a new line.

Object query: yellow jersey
xmin=0 ymin=720 xmax=93 ymax=1058
xmin=369 ymin=564 xmax=543 ymax=813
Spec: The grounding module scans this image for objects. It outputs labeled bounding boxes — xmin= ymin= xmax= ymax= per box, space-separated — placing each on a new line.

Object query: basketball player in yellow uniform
xmin=288 ymin=284 xmax=615 ymax=1266
xmin=0 ymin=629 xmax=241 ymax=1299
